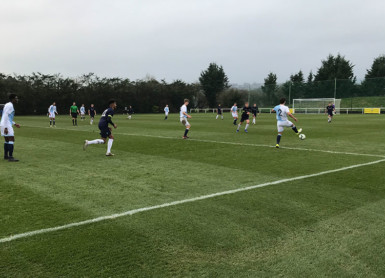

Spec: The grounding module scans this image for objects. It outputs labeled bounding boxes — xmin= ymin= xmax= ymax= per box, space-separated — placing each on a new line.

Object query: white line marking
xmin=1 ymin=158 xmax=385 ymax=244
xmin=24 ymin=125 xmax=385 ymax=158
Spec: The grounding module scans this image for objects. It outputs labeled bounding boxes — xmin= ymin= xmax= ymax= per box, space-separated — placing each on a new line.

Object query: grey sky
xmin=1 ymin=0 xmax=384 ymax=84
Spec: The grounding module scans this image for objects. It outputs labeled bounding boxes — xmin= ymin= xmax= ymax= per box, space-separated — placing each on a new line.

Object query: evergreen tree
xmin=199 ymin=63 xmax=229 ymax=108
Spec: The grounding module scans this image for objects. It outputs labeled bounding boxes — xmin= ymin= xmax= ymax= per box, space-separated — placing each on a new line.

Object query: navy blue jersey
xmin=217 ymin=106 xmax=222 ymax=113
xmin=242 ymin=106 xmax=252 ymax=116
xmin=99 ymin=108 xmax=115 ymax=128
xmin=89 ymin=107 xmax=95 ymax=115
xmin=326 ymin=105 xmax=334 ymax=114
xmin=251 ymin=106 xmax=259 ymax=116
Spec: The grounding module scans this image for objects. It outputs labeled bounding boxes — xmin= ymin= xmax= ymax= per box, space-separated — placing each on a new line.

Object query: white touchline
xmin=23 ymin=125 xmax=385 ymax=158
xmin=1 ymin=158 xmax=385 ymax=244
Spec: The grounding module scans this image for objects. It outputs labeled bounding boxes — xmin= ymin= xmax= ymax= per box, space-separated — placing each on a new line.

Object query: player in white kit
xmin=164 ymin=104 xmax=169 ymax=120
xmin=1 ymin=94 xmax=21 ymax=161
xmin=180 ymin=99 xmax=191 ymax=139
xmin=80 ymin=104 xmax=86 ymax=121
xmin=48 ymin=102 xmax=58 ymax=127
xmin=230 ymin=103 xmax=238 ymax=125
xmin=272 ymin=98 xmax=302 ymax=148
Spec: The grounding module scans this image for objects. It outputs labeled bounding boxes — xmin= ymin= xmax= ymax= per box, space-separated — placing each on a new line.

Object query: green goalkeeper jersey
xmin=70 ymin=105 xmax=78 ymax=113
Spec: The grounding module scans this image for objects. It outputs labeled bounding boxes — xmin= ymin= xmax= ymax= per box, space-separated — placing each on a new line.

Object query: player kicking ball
xmin=180 ymin=99 xmax=191 ymax=139
xmin=83 ymin=99 xmax=117 ymax=156
xmin=1 ymin=94 xmax=21 ymax=162
xmin=272 ymin=97 xmax=302 ymax=148
xmin=236 ymin=102 xmax=251 ymax=133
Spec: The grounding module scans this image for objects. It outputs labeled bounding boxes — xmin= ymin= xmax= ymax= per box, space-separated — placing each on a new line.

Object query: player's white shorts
xmin=1 ymin=126 xmax=14 ymax=136
xmin=232 ymin=112 xmax=238 ymax=118
xmin=49 ymin=112 xmax=56 ymax=118
xmin=277 ymin=120 xmax=293 ymax=132
xmin=180 ymin=117 xmax=190 ymax=127
xmin=81 ymin=113 xmax=85 ymax=116
xmin=165 ymin=112 xmax=169 ymax=116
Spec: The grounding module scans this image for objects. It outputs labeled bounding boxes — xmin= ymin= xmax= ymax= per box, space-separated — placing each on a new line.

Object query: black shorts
xmin=253 ymin=113 xmax=257 ymax=117
xmin=90 ymin=113 xmax=95 ymax=118
xmin=71 ymin=113 xmax=78 ymax=118
xmin=99 ymin=126 xmax=111 ymax=138
xmin=328 ymin=112 xmax=333 ymax=117
xmin=240 ymin=114 xmax=249 ymax=122
xmin=217 ymin=111 xmax=222 ymax=115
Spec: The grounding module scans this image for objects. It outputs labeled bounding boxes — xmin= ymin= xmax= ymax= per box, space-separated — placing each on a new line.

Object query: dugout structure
xmin=292 ymin=98 xmax=341 ymax=114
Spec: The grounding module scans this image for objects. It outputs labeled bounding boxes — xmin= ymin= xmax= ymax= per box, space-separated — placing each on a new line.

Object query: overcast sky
xmin=1 ymin=0 xmax=384 ymax=84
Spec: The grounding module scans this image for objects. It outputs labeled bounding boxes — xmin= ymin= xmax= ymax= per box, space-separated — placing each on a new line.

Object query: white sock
xmin=245 ymin=124 xmax=249 ymax=130
xmin=88 ymin=139 xmax=104 ymax=145
xmin=221 ymin=116 xmax=223 ymax=119
xmin=237 ymin=124 xmax=241 ymax=129
xmin=216 ymin=115 xmax=218 ymax=119
xmin=253 ymin=119 xmax=255 ymax=124
xmin=107 ymin=139 xmax=113 ymax=153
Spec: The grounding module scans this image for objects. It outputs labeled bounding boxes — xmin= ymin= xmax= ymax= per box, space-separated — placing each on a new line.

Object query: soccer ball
xmin=299 ymin=134 xmax=306 ymax=140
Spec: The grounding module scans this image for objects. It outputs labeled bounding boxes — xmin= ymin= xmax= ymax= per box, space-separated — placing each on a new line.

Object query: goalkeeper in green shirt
xmin=69 ymin=102 xmax=79 ymax=126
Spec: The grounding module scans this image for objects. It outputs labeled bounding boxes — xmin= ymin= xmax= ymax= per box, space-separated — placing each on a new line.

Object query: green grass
xmin=341 ymin=96 xmax=385 ymax=108
xmin=1 ymin=113 xmax=385 ymax=277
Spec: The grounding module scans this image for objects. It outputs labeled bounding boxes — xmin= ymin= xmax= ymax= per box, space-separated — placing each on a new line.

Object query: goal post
xmin=292 ymin=98 xmax=341 ymax=114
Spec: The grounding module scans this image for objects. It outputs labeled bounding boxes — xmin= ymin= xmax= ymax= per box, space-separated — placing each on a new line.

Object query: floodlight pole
xmin=334 ymin=78 xmax=337 ymax=99
xmin=288 ymin=82 xmax=291 ymax=105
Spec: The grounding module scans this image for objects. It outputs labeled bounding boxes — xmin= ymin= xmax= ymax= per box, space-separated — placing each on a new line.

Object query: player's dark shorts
xmin=328 ymin=112 xmax=333 ymax=117
xmin=253 ymin=113 xmax=257 ymax=117
xmin=240 ymin=114 xmax=249 ymax=122
xmin=218 ymin=111 xmax=222 ymax=115
xmin=99 ymin=125 xmax=111 ymax=138
xmin=90 ymin=113 xmax=95 ymax=118
xmin=71 ymin=112 xmax=77 ymax=118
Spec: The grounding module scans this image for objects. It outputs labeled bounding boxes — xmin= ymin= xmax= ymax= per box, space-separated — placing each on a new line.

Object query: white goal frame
xmin=292 ymin=98 xmax=341 ymax=114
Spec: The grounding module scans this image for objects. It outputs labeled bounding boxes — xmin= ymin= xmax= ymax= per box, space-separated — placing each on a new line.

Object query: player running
xmin=69 ymin=102 xmax=79 ymax=126
xmin=216 ymin=104 xmax=224 ymax=120
xmin=89 ymin=104 xmax=96 ymax=125
xmin=1 ymin=94 xmax=21 ymax=162
xmin=83 ymin=99 xmax=117 ymax=156
xmin=80 ymin=104 xmax=86 ymax=121
xmin=236 ymin=102 xmax=252 ymax=133
xmin=127 ymin=106 xmax=134 ymax=119
xmin=272 ymin=98 xmax=302 ymax=148
xmin=325 ymin=102 xmax=335 ymax=123
xmin=230 ymin=103 xmax=238 ymax=125
xmin=48 ymin=102 xmax=58 ymax=127
xmin=164 ymin=104 xmax=169 ymax=120
xmin=251 ymin=103 xmax=259 ymax=124
xmin=180 ymin=99 xmax=191 ymax=139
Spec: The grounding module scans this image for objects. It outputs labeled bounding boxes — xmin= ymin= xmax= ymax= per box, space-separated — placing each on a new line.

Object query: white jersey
xmin=231 ymin=106 xmax=237 ymax=113
xmin=48 ymin=105 xmax=57 ymax=114
xmin=80 ymin=107 xmax=86 ymax=114
xmin=273 ymin=104 xmax=290 ymax=121
xmin=164 ymin=107 xmax=169 ymax=113
xmin=0 ymin=102 xmax=15 ymax=128
xmin=180 ymin=104 xmax=187 ymax=118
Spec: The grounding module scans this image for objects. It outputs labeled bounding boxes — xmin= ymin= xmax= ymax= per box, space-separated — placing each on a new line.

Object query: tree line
xmin=1 ymin=54 xmax=384 ymax=114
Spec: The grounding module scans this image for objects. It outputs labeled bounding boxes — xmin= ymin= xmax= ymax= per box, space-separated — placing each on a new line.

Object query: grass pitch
xmin=1 ymin=112 xmax=385 ymax=277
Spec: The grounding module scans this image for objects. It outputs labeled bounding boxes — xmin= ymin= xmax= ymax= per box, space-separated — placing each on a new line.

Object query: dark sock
xmin=75 ymin=119 xmax=77 ymax=125
xmin=277 ymin=135 xmax=281 ymax=144
xmin=72 ymin=119 xmax=74 ymax=125
xmin=8 ymin=143 xmax=14 ymax=157
xmin=53 ymin=120 xmax=55 ymax=126
xmin=184 ymin=129 xmax=189 ymax=137
xmin=50 ymin=120 xmax=52 ymax=126
xmin=4 ymin=143 xmax=8 ymax=158
xmin=292 ymin=126 xmax=298 ymax=133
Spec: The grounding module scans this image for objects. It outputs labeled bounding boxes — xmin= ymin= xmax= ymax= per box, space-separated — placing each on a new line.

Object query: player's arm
xmin=183 ymin=111 xmax=191 ymax=118
xmin=107 ymin=115 xmax=117 ymax=128
xmin=287 ymin=111 xmax=297 ymax=122
xmin=271 ymin=108 xmax=276 ymax=113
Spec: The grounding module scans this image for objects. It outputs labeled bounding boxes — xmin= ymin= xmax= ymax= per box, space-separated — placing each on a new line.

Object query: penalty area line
xmin=1 ymin=158 xmax=385 ymax=244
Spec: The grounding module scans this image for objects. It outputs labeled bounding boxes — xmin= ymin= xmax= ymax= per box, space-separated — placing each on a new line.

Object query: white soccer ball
xmin=299 ymin=134 xmax=306 ymax=140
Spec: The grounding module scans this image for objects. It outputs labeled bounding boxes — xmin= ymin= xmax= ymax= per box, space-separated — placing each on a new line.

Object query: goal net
xmin=292 ymin=98 xmax=341 ymax=114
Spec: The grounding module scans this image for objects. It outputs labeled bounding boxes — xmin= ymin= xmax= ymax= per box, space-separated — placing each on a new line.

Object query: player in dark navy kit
xmin=251 ymin=103 xmax=259 ymax=124
xmin=325 ymin=102 xmax=335 ymax=123
xmin=83 ymin=99 xmax=117 ymax=156
xmin=127 ymin=106 xmax=134 ymax=119
xmin=216 ymin=104 xmax=223 ymax=120
xmin=88 ymin=104 xmax=96 ymax=125
xmin=236 ymin=102 xmax=252 ymax=133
